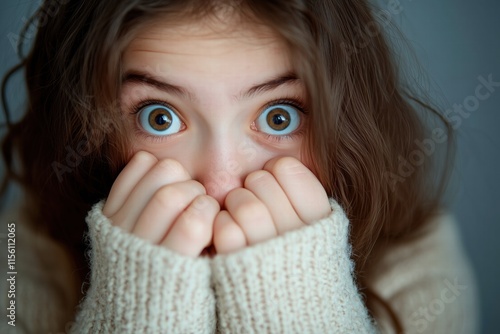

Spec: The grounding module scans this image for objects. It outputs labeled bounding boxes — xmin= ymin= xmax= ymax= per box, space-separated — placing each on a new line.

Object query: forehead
xmin=129 ymin=8 xmax=279 ymax=42
xmin=122 ymin=14 xmax=292 ymax=81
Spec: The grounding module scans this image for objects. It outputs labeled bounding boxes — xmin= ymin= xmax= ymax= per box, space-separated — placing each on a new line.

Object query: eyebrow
xmin=123 ymin=71 xmax=195 ymax=101
xmin=122 ymin=70 xmax=299 ymax=101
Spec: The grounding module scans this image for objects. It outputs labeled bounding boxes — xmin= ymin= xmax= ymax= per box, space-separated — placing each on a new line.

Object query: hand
xmin=213 ymin=156 xmax=331 ymax=255
xmin=102 ymin=151 xmax=219 ymax=257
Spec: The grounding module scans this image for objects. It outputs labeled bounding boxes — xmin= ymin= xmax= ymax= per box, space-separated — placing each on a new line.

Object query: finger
xmin=224 ymin=188 xmax=277 ymax=245
xmin=132 ymin=180 xmax=206 ymax=244
xmin=161 ymin=195 xmax=219 ymax=257
xmin=112 ymin=159 xmax=191 ymax=231
xmin=244 ymin=170 xmax=303 ymax=235
xmin=263 ymin=157 xmax=331 ymax=224
xmin=103 ymin=151 xmax=157 ymax=217
xmin=213 ymin=210 xmax=247 ymax=255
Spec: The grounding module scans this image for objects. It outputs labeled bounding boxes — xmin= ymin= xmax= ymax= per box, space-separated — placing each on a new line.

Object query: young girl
xmin=1 ymin=0 xmax=478 ymax=333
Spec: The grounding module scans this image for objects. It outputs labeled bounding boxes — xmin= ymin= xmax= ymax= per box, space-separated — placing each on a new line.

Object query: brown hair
xmin=1 ymin=0 xmax=454 ymax=331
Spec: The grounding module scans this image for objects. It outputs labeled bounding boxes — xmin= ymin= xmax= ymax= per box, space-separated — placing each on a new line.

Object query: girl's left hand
xmin=213 ymin=156 xmax=332 ymax=254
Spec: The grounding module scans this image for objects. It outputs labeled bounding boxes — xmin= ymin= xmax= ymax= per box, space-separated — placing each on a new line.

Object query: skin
xmin=102 ymin=14 xmax=331 ymax=257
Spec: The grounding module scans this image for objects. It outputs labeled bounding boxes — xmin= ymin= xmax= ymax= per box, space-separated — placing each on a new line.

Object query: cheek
xmin=246 ymin=138 xmax=304 ymax=169
xmin=127 ymin=143 xmax=192 ymax=165
xmin=123 ymin=135 xmax=310 ymax=184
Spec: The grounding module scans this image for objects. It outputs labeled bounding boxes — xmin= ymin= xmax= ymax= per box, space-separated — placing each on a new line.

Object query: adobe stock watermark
xmin=52 ymin=60 xmax=260 ymax=189
xmin=386 ymin=73 xmax=499 ymax=191
xmin=51 ymin=139 xmax=95 ymax=183
xmin=49 ymin=70 xmax=181 ymax=183
xmin=51 ymin=120 xmax=119 ymax=183
xmin=50 ymin=63 xmax=173 ymax=183
xmin=204 ymin=140 xmax=258 ymax=196
xmin=51 ymin=100 xmax=123 ymax=183
xmin=131 ymin=65 xmax=260 ymax=194
xmin=7 ymin=0 xmax=70 ymax=55
xmin=341 ymin=0 xmax=406 ymax=62
xmin=5 ymin=221 xmax=17 ymax=327
xmin=409 ymin=277 xmax=467 ymax=333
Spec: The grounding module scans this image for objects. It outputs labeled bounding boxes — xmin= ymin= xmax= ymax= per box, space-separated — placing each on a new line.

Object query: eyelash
xmin=128 ymin=97 xmax=308 ymax=143
xmin=131 ymin=99 xmax=175 ymax=115
xmin=129 ymin=99 xmax=182 ymax=143
xmin=258 ymin=98 xmax=308 ymax=143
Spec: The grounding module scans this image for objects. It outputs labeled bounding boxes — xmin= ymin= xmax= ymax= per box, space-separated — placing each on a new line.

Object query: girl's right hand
xmin=102 ymin=151 xmax=219 ymax=257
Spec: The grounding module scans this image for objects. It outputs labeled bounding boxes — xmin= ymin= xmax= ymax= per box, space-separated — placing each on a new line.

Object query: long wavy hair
xmin=1 ymin=0 xmax=454 ymax=331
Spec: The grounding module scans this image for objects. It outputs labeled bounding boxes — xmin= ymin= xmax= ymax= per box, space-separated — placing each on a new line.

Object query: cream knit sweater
xmin=0 ymin=198 xmax=478 ymax=333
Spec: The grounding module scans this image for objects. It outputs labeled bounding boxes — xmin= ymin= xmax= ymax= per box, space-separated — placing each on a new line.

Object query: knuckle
xmin=244 ymin=170 xmax=273 ymax=189
xmin=188 ymin=181 xmax=208 ymax=196
xmin=173 ymin=195 xmax=218 ymax=244
xmin=153 ymin=185 xmax=184 ymax=209
xmin=224 ymin=187 xmax=247 ymax=203
xmin=269 ymin=156 xmax=307 ymax=177
xmin=154 ymin=159 xmax=188 ymax=179
xmin=214 ymin=223 xmax=234 ymax=245
xmin=192 ymin=195 xmax=219 ymax=213
xmin=131 ymin=151 xmax=157 ymax=165
xmin=233 ymin=199 xmax=266 ymax=221
xmin=178 ymin=217 xmax=209 ymax=243
xmin=213 ymin=219 xmax=239 ymax=248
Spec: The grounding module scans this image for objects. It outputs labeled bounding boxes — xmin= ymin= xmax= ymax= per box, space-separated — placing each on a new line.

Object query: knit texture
xmin=0 ymin=198 xmax=478 ymax=333
xmin=70 ymin=201 xmax=216 ymax=334
xmin=211 ymin=199 xmax=376 ymax=333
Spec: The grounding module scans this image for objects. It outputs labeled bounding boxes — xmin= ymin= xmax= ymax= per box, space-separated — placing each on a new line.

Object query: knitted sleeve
xmin=210 ymin=198 xmax=478 ymax=334
xmin=210 ymin=199 xmax=377 ymax=333
xmin=70 ymin=200 xmax=216 ymax=333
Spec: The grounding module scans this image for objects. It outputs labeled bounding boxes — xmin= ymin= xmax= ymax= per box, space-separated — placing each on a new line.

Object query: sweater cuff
xmin=71 ymin=200 xmax=215 ymax=334
xmin=211 ymin=199 xmax=376 ymax=333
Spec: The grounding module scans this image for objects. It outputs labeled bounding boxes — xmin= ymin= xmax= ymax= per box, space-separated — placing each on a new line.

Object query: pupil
xmin=156 ymin=114 xmax=168 ymax=125
xmin=273 ymin=114 xmax=285 ymax=125
xmin=266 ymin=108 xmax=291 ymax=131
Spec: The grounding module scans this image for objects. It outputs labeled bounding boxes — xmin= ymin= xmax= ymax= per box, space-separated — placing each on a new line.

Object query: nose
xmin=193 ymin=144 xmax=247 ymax=206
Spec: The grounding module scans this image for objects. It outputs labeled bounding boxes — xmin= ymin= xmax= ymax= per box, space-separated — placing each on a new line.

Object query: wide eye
xmin=137 ymin=104 xmax=183 ymax=136
xmin=255 ymin=104 xmax=301 ymax=135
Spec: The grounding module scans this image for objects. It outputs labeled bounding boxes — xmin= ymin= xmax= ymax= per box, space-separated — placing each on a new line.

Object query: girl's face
xmin=121 ymin=15 xmax=308 ymax=205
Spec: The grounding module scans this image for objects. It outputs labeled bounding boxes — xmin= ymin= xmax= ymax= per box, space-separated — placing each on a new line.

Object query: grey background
xmin=0 ymin=0 xmax=498 ymax=332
